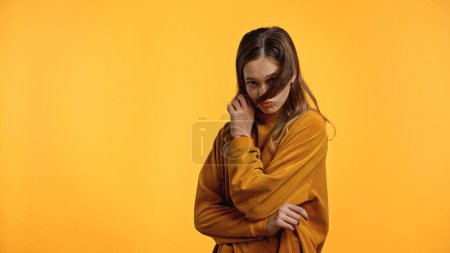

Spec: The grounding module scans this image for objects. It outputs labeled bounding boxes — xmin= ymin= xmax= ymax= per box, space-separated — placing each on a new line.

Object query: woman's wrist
xmin=233 ymin=134 xmax=249 ymax=139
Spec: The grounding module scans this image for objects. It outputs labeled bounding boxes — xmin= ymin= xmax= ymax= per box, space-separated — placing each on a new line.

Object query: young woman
xmin=194 ymin=26 xmax=336 ymax=253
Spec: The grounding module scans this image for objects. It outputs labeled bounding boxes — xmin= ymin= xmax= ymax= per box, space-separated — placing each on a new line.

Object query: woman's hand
xmin=266 ymin=203 xmax=309 ymax=236
xmin=227 ymin=93 xmax=255 ymax=138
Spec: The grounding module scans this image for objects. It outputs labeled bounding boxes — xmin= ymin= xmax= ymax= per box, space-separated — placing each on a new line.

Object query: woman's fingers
xmin=231 ymin=99 xmax=241 ymax=111
xmin=286 ymin=203 xmax=309 ymax=220
xmin=229 ymin=94 xmax=255 ymax=115
xmin=285 ymin=208 xmax=301 ymax=221
xmin=277 ymin=219 xmax=295 ymax=231
xmin=227 ymin=103 xmax=235 ymax=114
xmin=236 ymin=94 xmax=248 ymax=110
xmin=280 ymin=212 xmax=298 ymax=226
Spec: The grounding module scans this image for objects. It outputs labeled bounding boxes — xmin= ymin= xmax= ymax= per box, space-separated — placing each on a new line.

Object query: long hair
xmin=222 ymin=26 xmax=336 ymax=157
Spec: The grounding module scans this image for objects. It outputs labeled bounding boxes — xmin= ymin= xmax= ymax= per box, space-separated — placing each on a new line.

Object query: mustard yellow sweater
xmin=194 ymin=109 xmax=329 ymax=253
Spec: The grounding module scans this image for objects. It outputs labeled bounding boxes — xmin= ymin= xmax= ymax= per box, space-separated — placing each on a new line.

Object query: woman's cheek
xmin=247 ymin=93 xmax=257 ymax=104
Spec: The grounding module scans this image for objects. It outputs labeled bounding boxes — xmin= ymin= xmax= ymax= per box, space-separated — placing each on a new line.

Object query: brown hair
xmin=223 ymin=26 xmax=336 ymax=156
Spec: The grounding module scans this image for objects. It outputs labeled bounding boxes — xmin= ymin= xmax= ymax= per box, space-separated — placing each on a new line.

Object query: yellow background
xmin=1 ymin=0 xmax=449 ymax=252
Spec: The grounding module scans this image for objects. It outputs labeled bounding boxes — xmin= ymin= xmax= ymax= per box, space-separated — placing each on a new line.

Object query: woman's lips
xmin=260 ymin=100 xmax=273 ymax=107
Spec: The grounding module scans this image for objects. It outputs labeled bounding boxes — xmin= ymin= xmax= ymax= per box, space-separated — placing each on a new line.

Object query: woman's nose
xmin=258 ymin=83 xmax=268 ymax=96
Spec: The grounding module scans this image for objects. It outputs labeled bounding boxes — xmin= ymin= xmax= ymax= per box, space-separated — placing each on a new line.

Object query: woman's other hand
xmin=266 ymin=203 xmax=309 ymax=236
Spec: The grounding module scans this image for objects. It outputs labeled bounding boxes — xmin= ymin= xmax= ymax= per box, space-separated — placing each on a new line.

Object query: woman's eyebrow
xmin=244 ymin=73 xmax=276 ymax=81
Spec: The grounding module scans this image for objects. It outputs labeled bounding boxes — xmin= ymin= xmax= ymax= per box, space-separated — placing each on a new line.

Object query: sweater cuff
xmin=228 ymin=136 xmax=255 ymax=160
xmin=250 ymin=218 xmax=269 ymax=237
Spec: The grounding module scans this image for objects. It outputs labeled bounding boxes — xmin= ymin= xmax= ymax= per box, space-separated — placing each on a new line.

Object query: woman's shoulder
xmin=288 ymin=109 xmax=327 ymax=135
xmin=276 ymin=109 xmax=328 ymax=149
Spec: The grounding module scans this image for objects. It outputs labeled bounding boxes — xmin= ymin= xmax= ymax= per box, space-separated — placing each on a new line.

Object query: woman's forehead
xmin=243 ymin=57 xmax=279 ymax=80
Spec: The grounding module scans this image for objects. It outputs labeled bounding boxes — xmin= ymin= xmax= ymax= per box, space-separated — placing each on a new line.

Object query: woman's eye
xmin=247 ymin=81 xmax=257 ymax=87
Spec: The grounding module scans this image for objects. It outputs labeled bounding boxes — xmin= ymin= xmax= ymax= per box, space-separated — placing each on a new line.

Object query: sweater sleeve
xmin=194 ymin=128 xmax=269 ymax=244
xmin=226 ymin=111 xmax=328 ymax=221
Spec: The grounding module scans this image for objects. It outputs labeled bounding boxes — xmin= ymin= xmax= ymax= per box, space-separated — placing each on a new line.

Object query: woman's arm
xmin=194 ymin=127 xmax=269 ymax=244
xmin=226 ymin=111 xmax=328 ymax=221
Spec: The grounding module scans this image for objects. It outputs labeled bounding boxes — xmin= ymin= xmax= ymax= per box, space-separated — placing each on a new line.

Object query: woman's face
xmin=243 ymin=56 xmax=294 ymax=114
